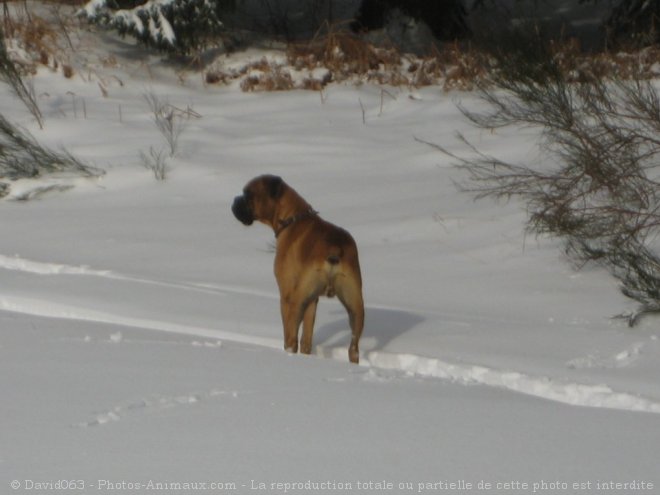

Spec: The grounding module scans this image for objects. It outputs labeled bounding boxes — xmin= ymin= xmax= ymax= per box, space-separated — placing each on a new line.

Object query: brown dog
xmin=232 ymin=175 xmax=364 ymax=363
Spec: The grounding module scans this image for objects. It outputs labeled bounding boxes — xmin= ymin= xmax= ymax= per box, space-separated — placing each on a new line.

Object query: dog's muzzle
xmin=232 ymin=195 xmax=254 ymax=225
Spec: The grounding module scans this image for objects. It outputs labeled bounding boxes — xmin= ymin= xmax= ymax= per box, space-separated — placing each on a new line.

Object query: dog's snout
xmin=232 ymin=195 xmax=254 ymax=225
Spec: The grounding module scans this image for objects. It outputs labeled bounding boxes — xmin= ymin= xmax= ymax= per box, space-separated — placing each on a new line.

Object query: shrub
xmin=139 ymin=145 xmax=169 ymax=180
xmin=0 ymin=25 xmax=43 ymax=127
xmin=434 ymin=30 xmax=660 ymax=325
xmin=79 ymin=0 xmax=232 ymax=55
xmin=143 ymin=91 xmax=194 ymax=156
xmin=0 ymin=112 xmax=102 ymax=181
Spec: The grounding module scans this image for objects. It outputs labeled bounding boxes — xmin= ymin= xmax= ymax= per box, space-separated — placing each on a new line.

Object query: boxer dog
xmin=232 ymin=175 xmax=364 ymax=363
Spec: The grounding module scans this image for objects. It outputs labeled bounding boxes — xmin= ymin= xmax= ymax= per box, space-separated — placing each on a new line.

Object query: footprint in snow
xmin=73 ymin=389 xmax=241 ymax=428
xmin=567 ymin=341 xmax=646 ymax=370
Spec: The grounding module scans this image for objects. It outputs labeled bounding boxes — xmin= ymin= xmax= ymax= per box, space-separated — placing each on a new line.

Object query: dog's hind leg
xmin=335 ymin=275 xmax=364 ymax=364
xmin=280 ymin=297 xmax=302 ymax=354
xmin=300 ymin=297 xmax=319 ymax=355
xmin=347 ymin=298 xmax=364 ymax=364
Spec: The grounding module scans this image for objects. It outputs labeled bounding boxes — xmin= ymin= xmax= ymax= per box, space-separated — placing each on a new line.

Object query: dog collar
xmin=275 ymin=208 xmax=318 ymax=238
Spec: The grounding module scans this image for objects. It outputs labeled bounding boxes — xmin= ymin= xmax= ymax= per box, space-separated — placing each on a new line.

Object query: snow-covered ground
xmin=1 ymin=21 xmax=660 ymax=494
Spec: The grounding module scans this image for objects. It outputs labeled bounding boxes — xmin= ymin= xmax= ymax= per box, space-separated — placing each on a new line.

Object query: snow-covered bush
xmin=79 ymin=0 xmax=229 ymax=55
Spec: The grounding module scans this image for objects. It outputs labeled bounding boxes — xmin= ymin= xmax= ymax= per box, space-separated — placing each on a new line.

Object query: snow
xmin=151 ymin=8 xmax=176 ymax=46
xmin=80 ymin=0 xmax=107 ymax=17
xmin=117 ymin=10 xmax=146 ymax=36
xmin=1 ymin=21 xmax=660 ymax=494
xmin=83 ymin=0 xmax=178 ymax=45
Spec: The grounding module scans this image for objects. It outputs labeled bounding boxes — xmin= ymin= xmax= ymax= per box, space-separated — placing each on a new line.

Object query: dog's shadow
xmin=314 ymin=306 xmax=424 ymax=357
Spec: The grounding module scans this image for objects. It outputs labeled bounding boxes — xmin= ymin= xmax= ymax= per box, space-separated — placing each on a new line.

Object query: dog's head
xmin=232 ymin=174 xmax=285 ymax=226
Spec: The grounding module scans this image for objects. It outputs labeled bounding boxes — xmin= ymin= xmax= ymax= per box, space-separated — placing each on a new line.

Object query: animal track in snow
xmin=366 ymin=351 xmax=660 ymax=414
xmin=0 ymin=253 xmax=278 ymax=300
xmin=74 ymin=390 xmax=241 ymax=428
xmin=3 ymin=253 xmax=659 ymax=415
xmin=567 ymin=341 xmax=646 ymax=370
xmin=0 ymin=254 xmax=111 ymax=276
xmin=0 ymin=294 xmax=281 ymax=349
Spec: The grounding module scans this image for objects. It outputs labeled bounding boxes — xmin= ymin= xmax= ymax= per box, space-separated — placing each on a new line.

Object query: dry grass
xmin=2 ymin=2 xmax=79 ymax=78
xmin=203 ymin=28 xmax=496 ymax=93
xmin=3 ymin=13 xmax=57 ymax=72
xmin=287 ymin=27 xmax=401 ymax=78
xmin=4 ymin=3 xmax=660 ymax=93
xmin=239 ymin=63 xmax=295 ymax=92
xmin=202 ymin=27 xmax=660 ymax=94
xmin=205 ymin=30 xmax=490 ymax=92
xmin=550 ymin=39 xmax=660 ymax=81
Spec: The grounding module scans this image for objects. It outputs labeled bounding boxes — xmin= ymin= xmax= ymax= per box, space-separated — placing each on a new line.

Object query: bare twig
xmin=0 ymin=25 xmax=43 ymax=128
xmin=431 ymin=36 xmax=660 ymax=323
xmin=140 ymin=146 xmax=169 ymax=181
xmin=379 ymin=88 xmax=396 ymax=116
xmin=0 ymin=112 xmax=102 ymax=180
xmin=144 ymin=91 xmax=195 ymax=156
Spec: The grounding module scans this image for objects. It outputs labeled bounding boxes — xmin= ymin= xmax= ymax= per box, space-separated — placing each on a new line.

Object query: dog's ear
xmin=266 ymin=175 xmax=284 ymax=199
